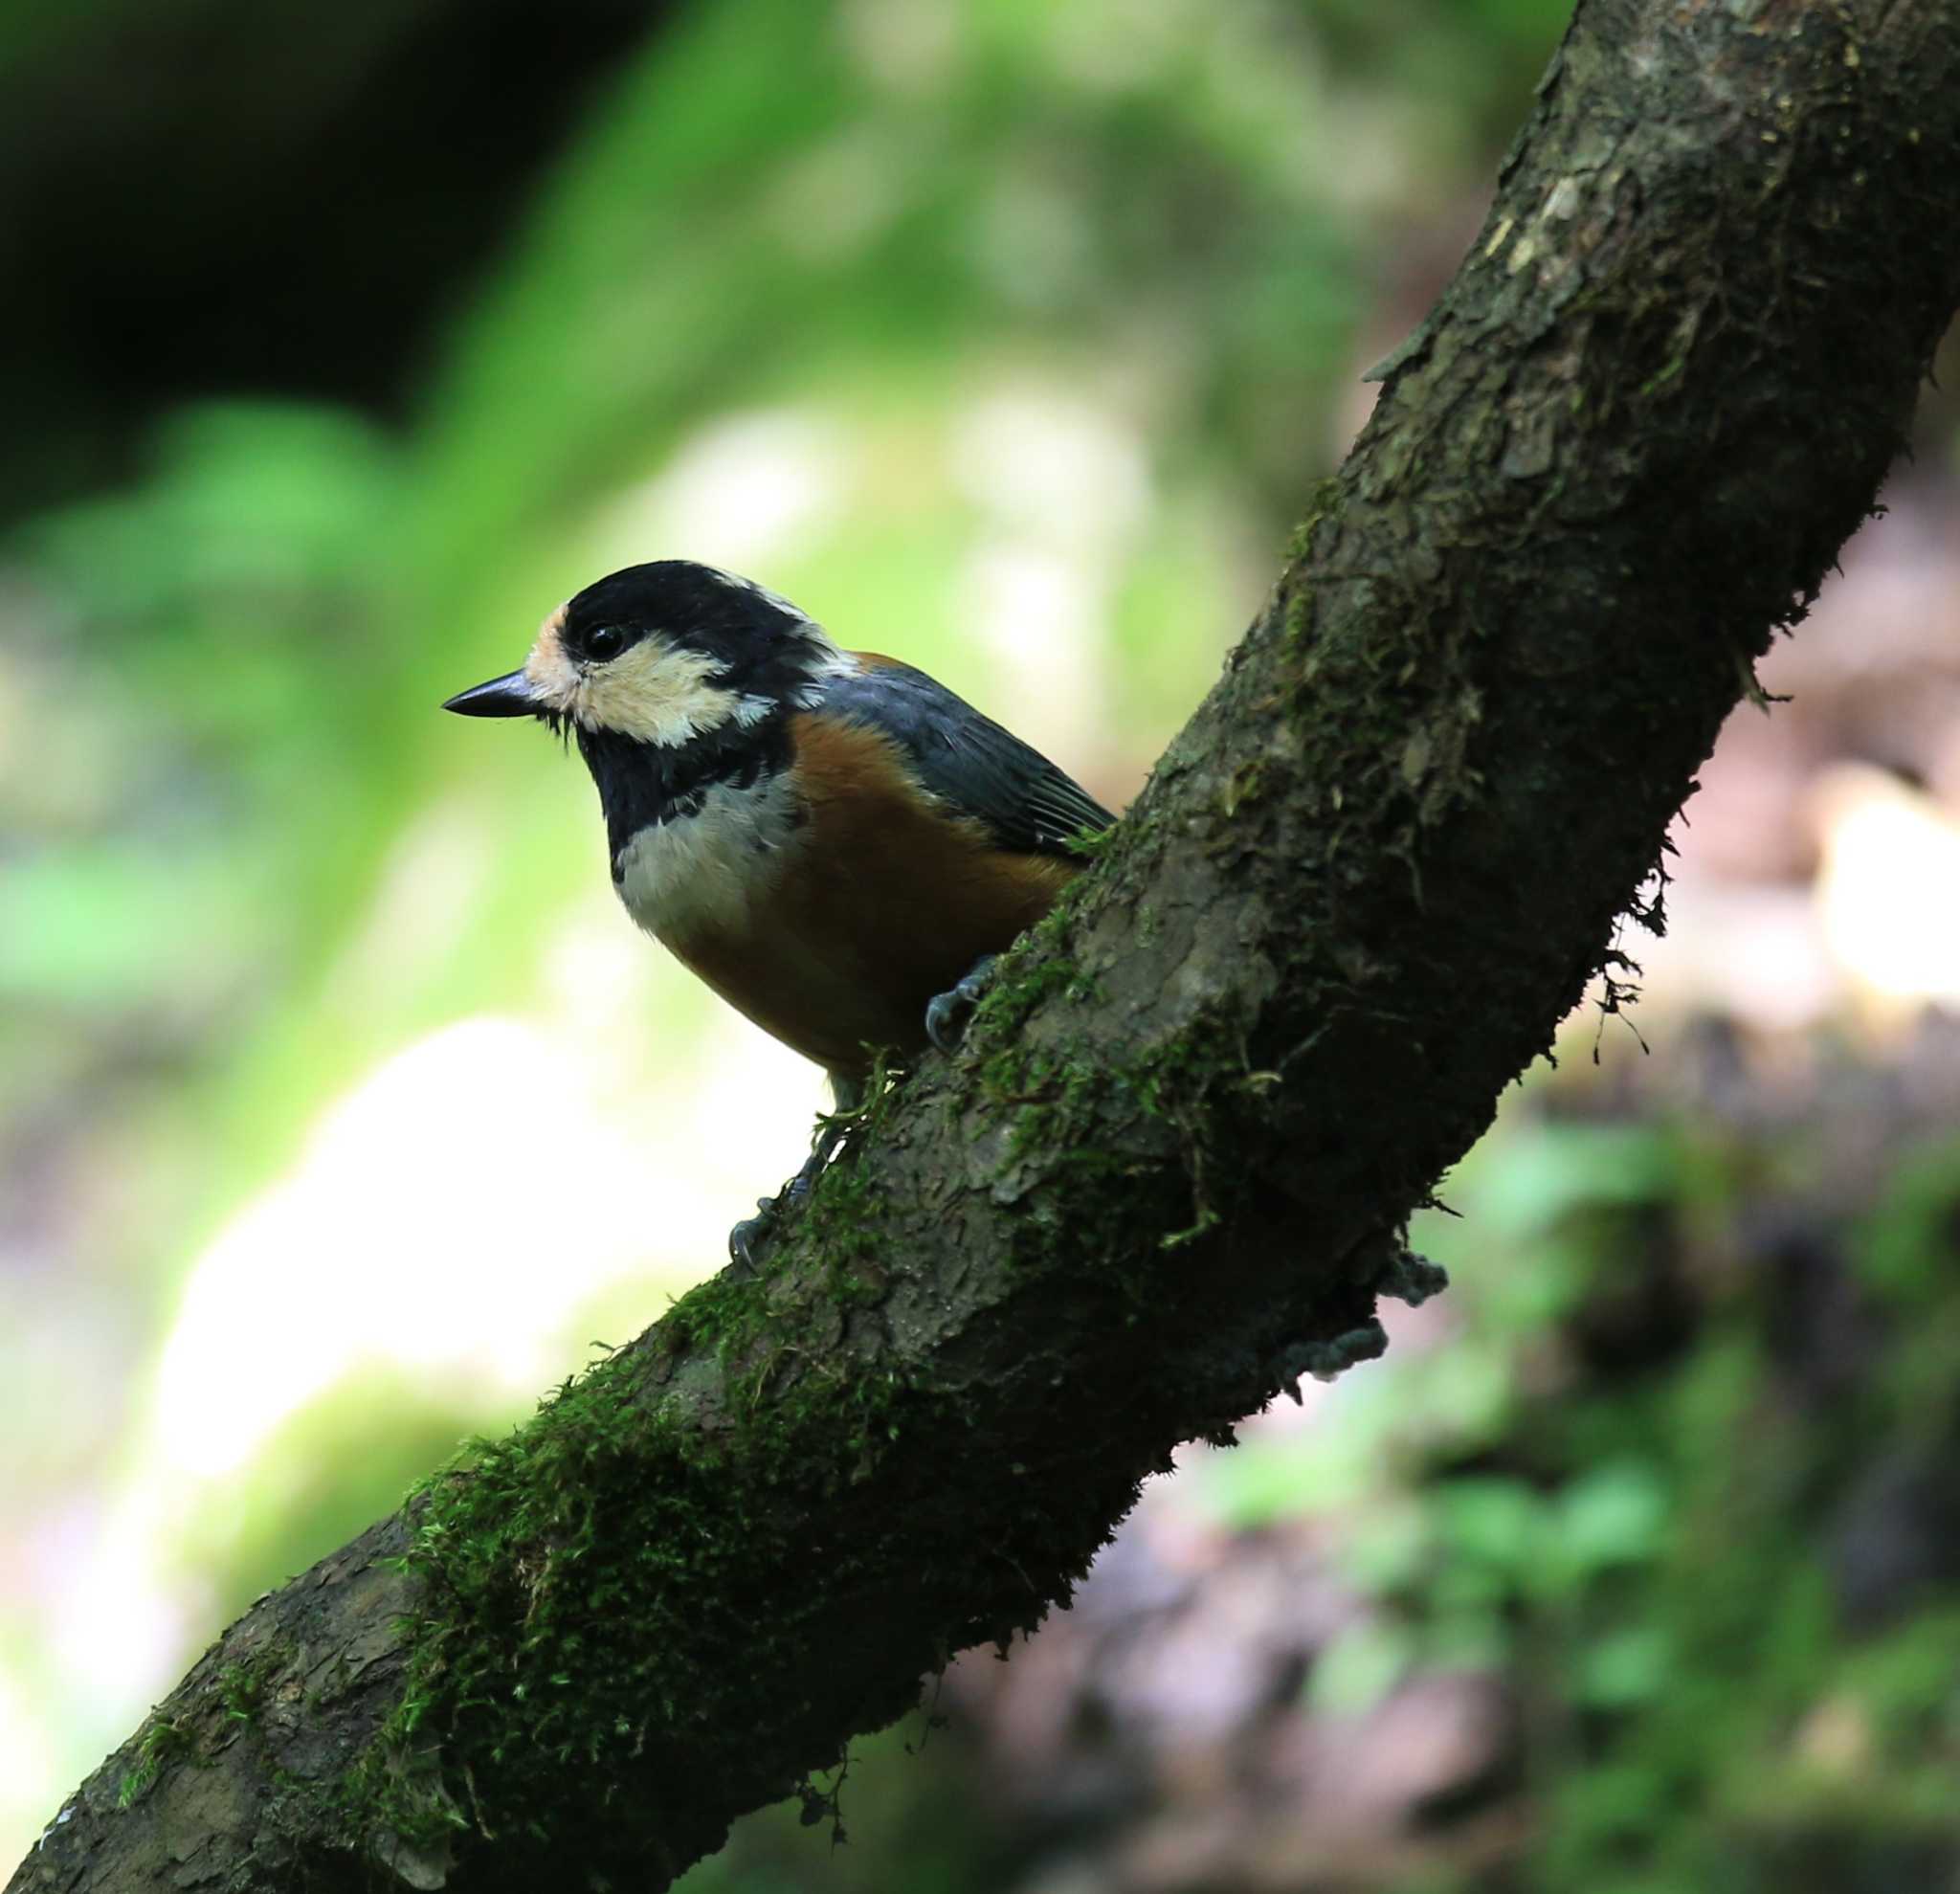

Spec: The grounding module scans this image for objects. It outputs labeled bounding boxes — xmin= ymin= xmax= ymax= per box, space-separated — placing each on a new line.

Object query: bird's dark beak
xmin=442 ymin=669 xmax=539 ymax=718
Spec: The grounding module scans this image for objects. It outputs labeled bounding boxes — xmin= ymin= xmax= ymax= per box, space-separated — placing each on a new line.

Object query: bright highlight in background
xmin=1814 ymin=764 xmax=1960 ymax=1014
xmin=156 ymin=1017 xmax=666 ymax=1478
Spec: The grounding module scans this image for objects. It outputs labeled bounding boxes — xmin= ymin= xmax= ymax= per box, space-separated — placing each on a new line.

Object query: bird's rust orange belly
xmin=660 ymin=714 xmax=1078 ymax=1078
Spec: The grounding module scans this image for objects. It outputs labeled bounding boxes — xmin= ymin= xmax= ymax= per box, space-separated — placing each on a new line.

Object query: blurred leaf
xmin=1551 ymin=1460 xmax=1669 ymax=1579
xmin=1578 ymin=1626 xmax=1673 ymax=1708
xmin=1852 ymin=1133 xmax=1960 ymax=1309
xmin=1341 ymin=1499 xmax=1431 ymax=1595
xmin=19 ymin=403 xmax=400 ymax=625
xmin=1195 ymin=1426 xmax=1370 ymax=1527
xmin=1437 ymin=1477 xmax=1547 ymax=1574
xmin=1476 ymin=1123 xmax=1674 ymax=1238
xmin=1308 ymin=1615 xmax=1415 ymax=1719
xmin=1424 ymin=1607 xmax=1510 ymax=1675
xmin=0 ymin=843 xmax=270 ymax=1004
xmin=1409 ymin=1332 xmax=1514 ymax=1437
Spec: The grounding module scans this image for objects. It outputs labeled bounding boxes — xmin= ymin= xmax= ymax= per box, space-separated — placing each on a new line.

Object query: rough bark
xmin=17 ymin=1 xmax=1960 ymax=1888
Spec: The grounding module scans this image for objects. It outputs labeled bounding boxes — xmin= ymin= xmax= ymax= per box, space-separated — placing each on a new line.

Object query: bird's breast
xmin=612 ymin=771 xmax=803 ymax=941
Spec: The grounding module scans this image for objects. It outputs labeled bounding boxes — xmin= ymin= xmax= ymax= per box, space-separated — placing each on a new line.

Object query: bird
xmin=444 ymin=559 xmax=1116 ymax=1259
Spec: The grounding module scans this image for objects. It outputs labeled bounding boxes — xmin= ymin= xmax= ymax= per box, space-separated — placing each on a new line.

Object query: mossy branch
xmin=15 ymin=1 xmax=1960 ymax=1888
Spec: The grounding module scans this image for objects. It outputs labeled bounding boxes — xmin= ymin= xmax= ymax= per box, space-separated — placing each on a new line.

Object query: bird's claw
xmin=727 ymin=1194 xmax=781 ymax=1270
xmin=725 ymin=1145 xmax=835 ymax=1268
xmin=725 ymin=1065 xmax=871 ymax=1269
xmin=924 ymin=954 xmax=998 ymax=1053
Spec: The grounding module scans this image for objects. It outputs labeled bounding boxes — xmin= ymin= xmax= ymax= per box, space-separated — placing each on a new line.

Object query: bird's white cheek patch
xmin=582 ymin=639 xmax=743 ymax=746
xmin=523 ymin=606 xmax=746 ymax=744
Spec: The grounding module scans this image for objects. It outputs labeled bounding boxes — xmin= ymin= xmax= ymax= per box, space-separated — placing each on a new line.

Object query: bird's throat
xmin=575 ymin=717 xmax=793 ymax=883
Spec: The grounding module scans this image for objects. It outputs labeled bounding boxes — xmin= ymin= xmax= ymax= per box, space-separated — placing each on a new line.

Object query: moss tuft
xmin=116 ymin=1717 xmax=192 ymax=1810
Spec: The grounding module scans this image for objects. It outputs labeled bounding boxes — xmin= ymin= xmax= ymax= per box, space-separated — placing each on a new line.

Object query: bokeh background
xmin=6 ymin=2 xmax=1960 ymax=1887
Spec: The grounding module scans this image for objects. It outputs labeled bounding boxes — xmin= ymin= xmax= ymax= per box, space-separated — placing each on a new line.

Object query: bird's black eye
xmin=586 ymin=625 xmax=626 ymax=662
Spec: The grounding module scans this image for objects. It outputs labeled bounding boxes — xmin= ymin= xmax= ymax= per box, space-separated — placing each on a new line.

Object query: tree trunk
xmin=16 ymin=1 xmax=1960 ymax=1887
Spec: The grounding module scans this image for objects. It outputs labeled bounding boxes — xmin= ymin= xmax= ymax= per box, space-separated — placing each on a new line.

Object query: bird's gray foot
xmin=727 ymin=1194 xmax=783 ymax=1271
xmin=727 ymin=1159 xmax=822 ymax=1269
xmin=727 ymin=1076 xmax=864 ymax=1267
xmin=924 ymin=954 xmax=998 ymax=1053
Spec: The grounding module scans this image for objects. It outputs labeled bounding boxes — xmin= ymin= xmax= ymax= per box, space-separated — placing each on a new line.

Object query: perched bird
xmin=444 ymin=560 xmax=1115 ymax=1256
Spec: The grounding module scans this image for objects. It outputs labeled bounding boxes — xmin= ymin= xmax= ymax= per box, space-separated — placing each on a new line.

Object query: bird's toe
xmin=924 ymin=953 xmax=998 ymax=1052
xmin=727 ymin=1194 xmax=781 ymax=1270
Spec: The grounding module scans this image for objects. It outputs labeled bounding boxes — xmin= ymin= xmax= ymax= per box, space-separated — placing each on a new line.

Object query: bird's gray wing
xmin=821 ymin=657 xmax=1116 ymax=858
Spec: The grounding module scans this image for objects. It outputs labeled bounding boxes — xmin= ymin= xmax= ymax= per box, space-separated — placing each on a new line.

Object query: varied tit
xmin=444 ymin=560 xmax=1116 ymax=1259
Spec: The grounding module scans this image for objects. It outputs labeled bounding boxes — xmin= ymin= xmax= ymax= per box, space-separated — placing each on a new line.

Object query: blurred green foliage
xmin=1198 ymin=1081 xmax=1960 ymax=1893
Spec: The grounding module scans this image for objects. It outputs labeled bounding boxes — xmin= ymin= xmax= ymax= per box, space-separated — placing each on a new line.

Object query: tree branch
xmin=18 ymin=2 xmax=1960 ymax=1888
